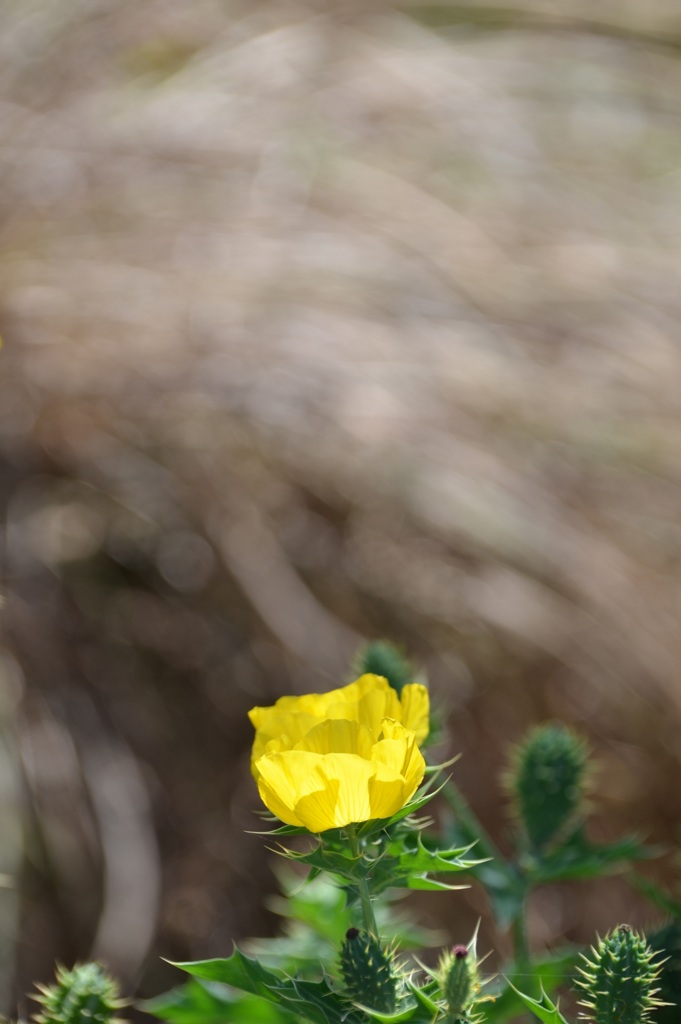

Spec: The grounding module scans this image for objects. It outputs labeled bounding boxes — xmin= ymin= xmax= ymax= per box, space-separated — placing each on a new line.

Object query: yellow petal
xmin=294 ymin=674 xmax=389 ymax=719
xmin=347 ymin=674 xmax=393 ymax=699
xmin=305 ymin=753 xmax=375 ymax=829
xmin=291 ymin=776 xmax=342 ymax=833
xmin=250 ymin=709 xmax=321 ymax=768
xmin=373 ymin=720 xmax=425 ymax=799
xmin=295 ymin=718 xmax=373 ymax=758
xmin=368 ymin=771 xmax=409 ymax=820
xmin=256 ymin=750 xmax=327 ymax=825
xmin=354 ymin=686 xmax=401 ymax=740
xmin=400 ymin=741 xmax=426 ymax=799
xmin=257 ymin=775 xmax=304 ymax=828
xmin=399 ymin=683 xmax=430 ymax=744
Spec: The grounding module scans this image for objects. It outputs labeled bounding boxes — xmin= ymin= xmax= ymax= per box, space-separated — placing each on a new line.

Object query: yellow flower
xmin=249 ymin=673 xmax=429 ymax=766
xmin=248 ymin=674 xmax=429 ymax=832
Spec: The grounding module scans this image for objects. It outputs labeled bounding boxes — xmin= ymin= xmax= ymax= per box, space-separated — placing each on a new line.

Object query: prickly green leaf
xmin=170 ymin=951 xmax=363 ymax=1024
xmin=141 ymin=980 xmax=294 ymax=1024
xmin=506 ymin=984 xmax=570 ymax=1024
xmin=393 ymin=835 xmax=483 ymax=876
xmin=480 ymin=948 xmax=580 ymax=1023
xmin=404 ymin=876 xmax=469 ymax=891
xmin=354 ymin=1005 xmax=422 ymax=1024
xmin=406 ymin=980 xmax=442 ymax=1016
xmin=529 ymin=828 xmax=653 ymax=883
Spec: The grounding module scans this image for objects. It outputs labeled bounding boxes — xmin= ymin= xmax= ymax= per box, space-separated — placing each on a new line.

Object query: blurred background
xmin=2 ymin=0 xmax=681 ymax=1014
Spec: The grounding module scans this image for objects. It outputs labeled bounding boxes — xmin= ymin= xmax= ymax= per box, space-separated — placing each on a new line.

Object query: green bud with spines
xmin=506 ymin=722 xmax=588 ymax=853
xmin=577 ymin=924 xmax=668 ymax=1024
xmin=33 ymin=963 xmax=126 ymax=1024
xmin=353 ymin=641 xmax=414 ymax=696
xmin=433 ymin=938 xmax=485 ymax=1024
xmin=443 ymin=945 xmax=474 ymax=1017
xmin=339 ymin=928 xmax=397 ymax=1014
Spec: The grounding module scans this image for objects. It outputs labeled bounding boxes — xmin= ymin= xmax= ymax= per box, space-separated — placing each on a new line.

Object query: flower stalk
xmin=346 ymin=825 xmax=379 ymax=938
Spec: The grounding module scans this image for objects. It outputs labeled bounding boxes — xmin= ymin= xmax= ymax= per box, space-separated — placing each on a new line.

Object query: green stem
xmin=347 ymin=826 xmax=379 ymax=937
xmin=512 ymin=880 xmax=540 ymax=1024
xmin=512 ymin=900 xmax=530 ymax=976
xmin=511 ymin=881 xmax=539 ymax=1013
xmin=442 ymin=781 xmax=504 ymax=865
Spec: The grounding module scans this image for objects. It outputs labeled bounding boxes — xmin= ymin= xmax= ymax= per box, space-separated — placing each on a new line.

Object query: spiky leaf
xmin=170 ymin=950 xmax=364 ymax=1024
xmin=141 ymin=979 xmax=294 ymax=1024
xmin=507 ymin=984 xmax=570 ymax=1024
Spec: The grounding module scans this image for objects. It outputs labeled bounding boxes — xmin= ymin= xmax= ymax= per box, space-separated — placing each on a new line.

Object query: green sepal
xmin=506 ymin=984 xmax=570 ymax=1024
xmin=285 ymin=818 xmax=479 ymax=900
xmin=247 ymin=814 xmax=314 ymax=837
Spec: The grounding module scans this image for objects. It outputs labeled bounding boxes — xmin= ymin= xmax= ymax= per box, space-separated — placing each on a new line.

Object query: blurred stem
xmin=511 ymin=898 xmax=530 ymax=973
xmin=511 ymin=882 xmax=538 ymax=1005
xmin=442 ymin=780 xmax=504 ymax=865
xmin=346 ymin=826 xmax=378 ymax=937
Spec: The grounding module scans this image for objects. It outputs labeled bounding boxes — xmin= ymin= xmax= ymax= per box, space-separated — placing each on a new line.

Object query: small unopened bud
xmin=442 ymin=945 xmax=474 ymax=1017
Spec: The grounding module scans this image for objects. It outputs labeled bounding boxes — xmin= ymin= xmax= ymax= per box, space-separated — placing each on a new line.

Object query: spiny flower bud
xmin=339 ymin=928 xmax=397 ymax=1013
xmin=443 ymin=946 xmax=473 ymax=1016
xmin=506 ymin=723 xmax=588 ymax=852
xmin=436 ymin=941 xmax=482 ymax=1021
xmin=577 ymin=924 xmax=667 ymax=1024
xmin=33 ymin=963 xmax=126 ymax=1024
xmin=353 ymin=641 xmax=414 ymax=695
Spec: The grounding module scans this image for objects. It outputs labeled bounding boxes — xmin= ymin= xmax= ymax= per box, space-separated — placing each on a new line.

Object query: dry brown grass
xmin=2 ymin=0 xmax=681 ymax=1009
